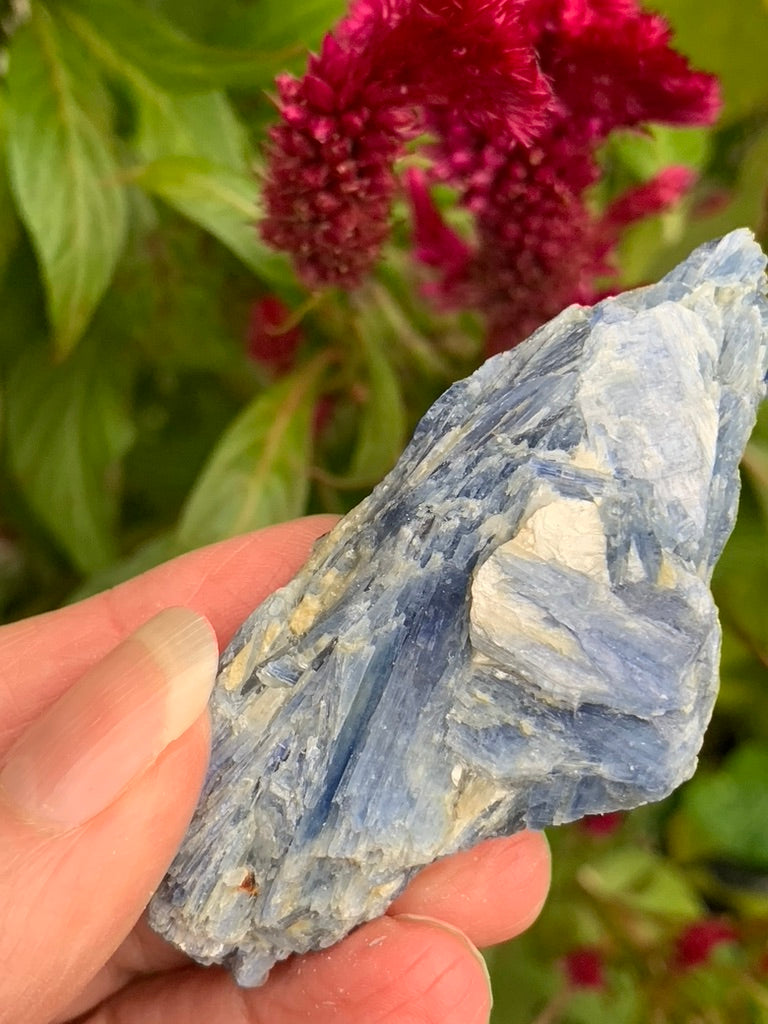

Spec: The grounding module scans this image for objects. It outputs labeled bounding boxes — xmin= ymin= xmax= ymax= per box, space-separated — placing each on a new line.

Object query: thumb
xmin=0 ymin=607 xmax=218 ymax=1024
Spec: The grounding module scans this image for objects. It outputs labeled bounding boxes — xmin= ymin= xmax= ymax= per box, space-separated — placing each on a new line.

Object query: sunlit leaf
xmin=604 ymin=124 xmax=712 ymax=185
xmin=6 ymin=9 xmax=127 ymax=354
xmin=58 ymin=3 xmax=251 ymax=171
xmin=578 ymin=848 xmax=702 ymax=920
xmin=177 ymin=357 xmax=329 ymax=549
xmin=5 ymin=334 xmax=135 ymax=572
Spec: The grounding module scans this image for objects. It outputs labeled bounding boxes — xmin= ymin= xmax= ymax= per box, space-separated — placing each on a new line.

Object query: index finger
xmin=0 ymin=515 xmax=338 ymax=752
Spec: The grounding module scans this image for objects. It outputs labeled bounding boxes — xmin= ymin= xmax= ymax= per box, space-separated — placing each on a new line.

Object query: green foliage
xmin=656 ymin=0 xmax=768 ymax=123
xmin=177 ymin=357 xmax=326 ymax=550
xmin=5 ymin=332 xmax=134 ymax=571
xmin=0 ymin=0 xmax=767 ymax=1021
xmin=6 ymin=8 xmax=128 ymax=354
xmin=58 ymin=0 xmax=292 ymax=91
xmin=347 ymin=306 xmax=408 ymax=483
xmin=132 ymin=156 xmax=296 ymax=292
xmin=671 ymin=743 xmax=768 ymax=871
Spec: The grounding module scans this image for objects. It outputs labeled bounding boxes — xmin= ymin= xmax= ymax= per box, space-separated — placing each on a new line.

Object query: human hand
xmin=0 ymin=516 xmax=550 ymax=1024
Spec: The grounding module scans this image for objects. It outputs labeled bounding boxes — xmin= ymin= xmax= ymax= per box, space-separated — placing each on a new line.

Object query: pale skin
xmin=0 ymin=516 xmax=550 ymax=1024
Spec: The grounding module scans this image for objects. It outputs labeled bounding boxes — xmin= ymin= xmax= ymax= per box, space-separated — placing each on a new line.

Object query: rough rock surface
xmin=150 ymin=230 xmax=768 ymax=985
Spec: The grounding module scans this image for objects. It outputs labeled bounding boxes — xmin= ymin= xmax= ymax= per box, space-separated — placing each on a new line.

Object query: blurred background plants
xmin=0 ymin=0 xmax=767 ymax=1020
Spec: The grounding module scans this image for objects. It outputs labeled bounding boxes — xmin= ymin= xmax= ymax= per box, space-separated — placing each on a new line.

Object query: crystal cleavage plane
xmin=150 ymin=230 xmax=768 ymax=985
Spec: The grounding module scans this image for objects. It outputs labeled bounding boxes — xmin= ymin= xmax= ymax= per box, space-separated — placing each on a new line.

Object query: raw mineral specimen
xmin=150 ymin=230 xmax=768 ymax=985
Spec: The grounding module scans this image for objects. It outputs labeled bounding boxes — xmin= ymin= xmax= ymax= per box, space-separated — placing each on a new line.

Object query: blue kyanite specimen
xmin=150 ymin=230 xmax=768 ymax=984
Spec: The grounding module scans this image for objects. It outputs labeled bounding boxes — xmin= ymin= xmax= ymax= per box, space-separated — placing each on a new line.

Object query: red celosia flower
xmin=263 ymin=0 xmax=720 ymax=339
xmin=369 ymin=0 xmax=552 ymax=136
xmin=579 ymin=811 xmax=625 ymax=837
xmin=247 ymin=296 xmax=303 ymax=374
xmin=673 ymin=920 xmax=738 ymax=970
xmin=412 ymin=115 xmax=606 ymax=350
xmin=534 ymin=0 xmax=720 ymax=137
xmin=261 ymin=0 xmax=551 ymax=289
xmin=563 ymin=947 xmax=605 ymax=988
xmin=412 ymin=0 xmax=720 ymax=353
xmin=261 ymin=33 xmax=413 ymax=289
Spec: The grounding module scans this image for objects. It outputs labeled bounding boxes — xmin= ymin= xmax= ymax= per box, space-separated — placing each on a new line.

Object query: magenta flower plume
xmin=261 ymin=33 xmax=414 ymax=289
xmin=537 ymin=0 xmax=721 ymax=136
xmin=673 ymin=920 xmax=738 ymax=970
xmin=376 ymin=0 xmax=552 ymax=136
xmin=261 ymin=0 xmax=551 ymax=289
xmin=412 ymin=0 xmax=720 ymax=353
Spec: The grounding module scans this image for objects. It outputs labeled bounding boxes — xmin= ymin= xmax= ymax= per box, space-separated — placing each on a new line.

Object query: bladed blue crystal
xmin=150 ymin=230 xmax=768 ymax=985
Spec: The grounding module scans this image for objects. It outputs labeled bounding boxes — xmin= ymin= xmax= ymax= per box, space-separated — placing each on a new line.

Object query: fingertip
xmin=90 ymin=913 xmax=494 ymax=1024
xmin=0 ymin=608 xmax=217 ymax=833
xmin=389 ymin=831 xmax=551 ymax=948
xmin=266 ymin=915 xmax=492 ymax=1024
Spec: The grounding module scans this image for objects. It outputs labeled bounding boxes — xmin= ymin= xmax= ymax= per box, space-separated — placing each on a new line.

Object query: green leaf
xmin=176 ymin=357 xmax=329 ymax=549
xmin=58 ymin=0 xmax=296 ymax=92
xmin=578 ymin=848 xmax=702 ymax=920
xmin=348 ymin=320 xmax=407 ymax=483
xmin=57 ymin=3 xmax=251 ymax=170
xmin=134 ymin=90 xmax=250 ymax=169
xmin=672 ymin=743 xmax=768 ymax=871
xmin=6 ymin=10 xmax=127 ymax=355
xmin=0 ymin=96 xmax=20 ymax=289
xmin=712 ymin=474 xmax=768 ymax=666
xmin=217 ymin=0 xmax=347 ymax=51
xmin=743 ymin=401 xmax=768 ymax=528
xmin=626 ymin=127 xmax=768 ymax=291
xmin=605 ymin=124 xmax=712 ymax=184
xmin=132 ymin=156 xmax=298 ymax=293
xmin=5 ymin=334 xmax=135 ymax=573
xmin=653 ymin=0 xmax=768 ymax=123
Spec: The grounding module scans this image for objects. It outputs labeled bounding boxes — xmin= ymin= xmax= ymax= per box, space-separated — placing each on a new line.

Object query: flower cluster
xmin=414 ymin=0 xmax=720 ymax=351
xmin=262 ymin=0 xmax=720 ymax=351
xmin=262 ymin=0 xmax=550 ymax=290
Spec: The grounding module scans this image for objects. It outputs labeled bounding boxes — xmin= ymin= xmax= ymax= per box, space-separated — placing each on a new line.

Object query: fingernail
xmin=393 ymin=913 xmax=493 ymax=1008
xmin=0 ymin=607 xmax=218 ymax=831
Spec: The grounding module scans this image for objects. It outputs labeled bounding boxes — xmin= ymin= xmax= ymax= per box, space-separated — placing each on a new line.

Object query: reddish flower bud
xmin=247 ymin=297 xmax=302 ymax=375
xmin=579 ymin=811 xmax=625 ymax=837
xmin=563 ymin=947 xmax=605 ymax=989
xmin=673 ymin=919 xmax=738 ymax=970
xmin=603 ymin=166 xmax=697 ymax=229
xmin=312 ymin=394 xmax=336 ymax=437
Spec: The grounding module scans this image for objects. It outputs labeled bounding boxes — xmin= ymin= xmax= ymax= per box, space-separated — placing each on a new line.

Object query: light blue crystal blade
xmin=149 ymin=230 xmax=768 ymax=985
